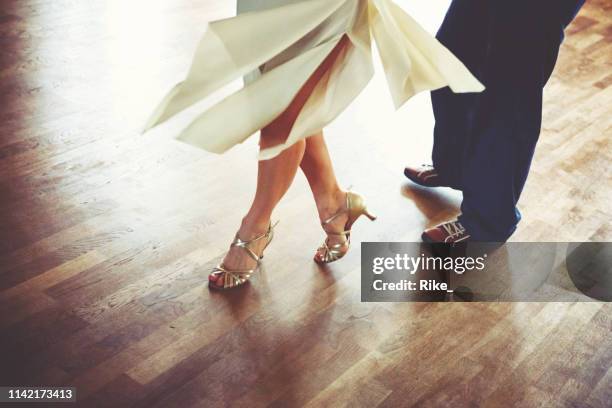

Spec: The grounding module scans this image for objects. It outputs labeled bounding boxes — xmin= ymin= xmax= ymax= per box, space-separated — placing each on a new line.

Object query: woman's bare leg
xmin=300 ymin=133 xmax=350 ymax=261
xmin=300 ymin=132 xmax=344 ymax=212
xmin=210 ymin=36 xmax=350 ymax=286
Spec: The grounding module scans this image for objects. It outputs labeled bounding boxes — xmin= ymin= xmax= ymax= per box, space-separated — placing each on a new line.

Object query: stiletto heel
xmin=209 ymin=222 xmax=277 ymax=290
xmin=315 ymin=192 xmax=376 ymax=264
xmin=364 ymin=209 xmax=377 ymax=221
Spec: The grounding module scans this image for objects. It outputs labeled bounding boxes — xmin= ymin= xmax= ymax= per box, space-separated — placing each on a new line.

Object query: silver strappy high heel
xmin=209 ymin=222 xmax=276 ymax=290
xmin=314 ymin=192 xmax=376 ymax=264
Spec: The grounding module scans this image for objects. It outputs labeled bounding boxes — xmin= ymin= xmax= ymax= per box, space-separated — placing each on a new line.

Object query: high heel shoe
xmin=209 ymin=222 xmax=276 ymax=290
xmin=315 ymin=192 xmax=376 ymax=264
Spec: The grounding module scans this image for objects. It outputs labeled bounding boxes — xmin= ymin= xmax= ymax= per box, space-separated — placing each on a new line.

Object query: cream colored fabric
xmin=144 ymin=0 xmax=485 ymax=160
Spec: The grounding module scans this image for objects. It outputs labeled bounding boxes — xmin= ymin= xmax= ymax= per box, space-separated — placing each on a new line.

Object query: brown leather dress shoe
xmin=404 ymin=164 xmax=448 ymax=187
xmin=422 ymin=220 xmax=471 ymax=243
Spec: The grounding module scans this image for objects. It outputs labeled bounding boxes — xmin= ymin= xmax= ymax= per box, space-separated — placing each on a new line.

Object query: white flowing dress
xmin=144 ymin=0 xmax=485 ymax=160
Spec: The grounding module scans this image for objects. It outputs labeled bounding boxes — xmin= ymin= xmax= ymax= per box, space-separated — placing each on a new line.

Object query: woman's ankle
xmin=238 ymin=216 xmax=271 ymax=239
xmin=316 ymin=189 xmax=347 ymax=220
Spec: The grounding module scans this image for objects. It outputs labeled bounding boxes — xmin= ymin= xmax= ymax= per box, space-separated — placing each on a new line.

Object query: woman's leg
xmin=300 ymin=133 xmax=343 ymax=212
xmin=300 ymin=133 xmax=350 ymax=261
xmin=211 ymin=36 xmax=350 ymax=286
xmin=212 ymin=138 xmax=306 ymax=277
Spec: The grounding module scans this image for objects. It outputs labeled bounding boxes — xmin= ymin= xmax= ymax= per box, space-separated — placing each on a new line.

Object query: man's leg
xmin=430 ymin=0 xmax=488 ymax=189
xmin=458 ymin=0 xmax=585 ymax=241
xmin=405 ymin=0 xmax=488 ymax=189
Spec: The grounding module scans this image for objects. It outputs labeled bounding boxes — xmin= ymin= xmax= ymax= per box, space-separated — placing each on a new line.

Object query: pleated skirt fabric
xmin=145 ymin=0 xmax=485 ymax=160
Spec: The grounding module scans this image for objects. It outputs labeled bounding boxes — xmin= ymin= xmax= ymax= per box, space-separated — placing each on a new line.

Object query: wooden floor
xmin=0 ymin=0 xmax=610 ymax=407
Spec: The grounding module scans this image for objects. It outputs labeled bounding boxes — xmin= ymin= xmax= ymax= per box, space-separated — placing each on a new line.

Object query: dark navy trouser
xmin=431 ymin=0 xmax=585 ymax=241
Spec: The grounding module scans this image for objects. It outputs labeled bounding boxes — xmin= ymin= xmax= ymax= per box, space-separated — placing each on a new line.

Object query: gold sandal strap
xmin=324 ymin=229 xmax=351 ymax=237
xmin=212 ymin=266 xmax=255 ymax=289
xmin=321 ymin=192 xmax=352 ymax=226
xmin=321 ymin=209 xmax=348 ymax=226
xmin=326 ymin=235 xmax=350 ymax=247
xmin=212 ymin=265 xmax=255 ymax=276
xmin=224 ymin=271 xmax=247 ymax=289
xmin=231 ymin=238 xmax=261 ymax=262
xmin=318 ymin=241 xmax=348 ymax=263
xmin=230 ymin=221 xmax=277 ymax=262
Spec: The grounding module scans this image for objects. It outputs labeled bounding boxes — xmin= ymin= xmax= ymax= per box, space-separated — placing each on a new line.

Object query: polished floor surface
xmin=0 ymin=0 xmax=610 ymax=407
